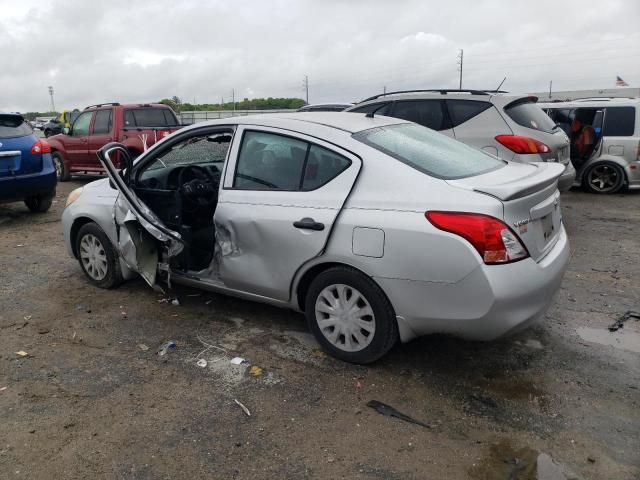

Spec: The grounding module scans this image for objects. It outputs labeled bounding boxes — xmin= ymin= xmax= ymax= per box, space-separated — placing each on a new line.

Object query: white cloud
xmin=0 ymin=0 xmax=638 ymax=112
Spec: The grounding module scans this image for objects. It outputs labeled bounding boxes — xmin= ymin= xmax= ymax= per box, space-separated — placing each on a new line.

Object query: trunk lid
xmin=447 ymin=161 xmax=565 ymax=262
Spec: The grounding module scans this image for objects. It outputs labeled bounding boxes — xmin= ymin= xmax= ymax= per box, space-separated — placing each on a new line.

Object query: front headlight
xmin=65 ymin=187 xmax=84 ymax=207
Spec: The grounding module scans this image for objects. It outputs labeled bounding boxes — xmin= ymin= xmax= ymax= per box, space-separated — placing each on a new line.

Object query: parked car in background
xmin=43 ymin=109 xmax=81 ymax=137
xmin=0 ymin=113 xmax=56 ymax=212
xmin=346 ymin=89 xmax=575 ymax=192
xmin=297 ymin=103 xmax=353 ymax=112
xmin=62 ymin=112 xmax=569 ymax=363
xmin=539 ymin=98 xmax=640 ymax=194
xmin=47 ymin=102 xmax=180 ymax=181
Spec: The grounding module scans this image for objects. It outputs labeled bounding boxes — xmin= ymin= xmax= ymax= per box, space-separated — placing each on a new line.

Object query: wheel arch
xmin=579 ymin=156 xmax=629 ymax=187
xmin=293 ymin=259 xmax=378 ymax=312
xmin=69 ymin=216 xmax=97 ymax=258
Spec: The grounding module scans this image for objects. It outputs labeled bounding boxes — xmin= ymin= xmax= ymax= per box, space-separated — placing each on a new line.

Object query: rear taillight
xmin=426 ymin=211 xmax=529 ymax=264
xmin=31 ymin=139 xmax=52 ymax=155
xmin=495 ymin=134 xmax=550 ymax=154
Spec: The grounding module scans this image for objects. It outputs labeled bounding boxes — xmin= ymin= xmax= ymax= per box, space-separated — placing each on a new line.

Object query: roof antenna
xmin=493 ymin=77 xmax=507 ymax=95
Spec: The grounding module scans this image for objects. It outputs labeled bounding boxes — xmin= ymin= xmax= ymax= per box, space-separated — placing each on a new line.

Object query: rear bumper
xmin=0 ymin=163 xmax=57 ymax=202
xmin=558 ymin=162 xmax=575 ymax=192
xmin=377 ymin=225 xmax=570 ymax=342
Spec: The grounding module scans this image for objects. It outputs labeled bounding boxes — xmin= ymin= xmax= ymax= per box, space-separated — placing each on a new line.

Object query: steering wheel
xmin=177 ymin=165 xmax=218 ymax=208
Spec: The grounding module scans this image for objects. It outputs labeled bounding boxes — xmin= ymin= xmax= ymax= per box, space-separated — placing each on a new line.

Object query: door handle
xmin=293 ymin=218 xmax=325 ymax=231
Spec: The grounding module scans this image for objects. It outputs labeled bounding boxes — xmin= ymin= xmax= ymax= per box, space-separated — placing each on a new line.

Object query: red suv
xmin=47 ymin=103 xmax=180 ymax=181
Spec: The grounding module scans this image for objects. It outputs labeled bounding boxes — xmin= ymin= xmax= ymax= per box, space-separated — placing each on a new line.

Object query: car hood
xmin=84 ymin=177 xmax=118 ymax=197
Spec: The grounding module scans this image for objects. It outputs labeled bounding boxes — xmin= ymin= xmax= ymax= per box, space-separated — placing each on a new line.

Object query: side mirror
xmin=63 ymin=127 xmax=70 ymax=135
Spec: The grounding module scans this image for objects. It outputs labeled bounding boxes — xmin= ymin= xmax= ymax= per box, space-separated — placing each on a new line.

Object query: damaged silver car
xmin=62 ymin=112 xmax=570 ymax=363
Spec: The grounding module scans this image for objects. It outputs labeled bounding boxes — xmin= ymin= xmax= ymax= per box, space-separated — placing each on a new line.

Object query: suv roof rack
xmin=359 ymin=89 xmax=508 ymax=103
xmin=84 ymin=102 xmax=121 ymax=110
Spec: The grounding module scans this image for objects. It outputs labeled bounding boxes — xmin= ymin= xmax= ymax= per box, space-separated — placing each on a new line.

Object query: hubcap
xmin=79 ymin=234 xmax=108 ymax=281
xmin=588 ymin=165 xmax=619 ymax=192
xmin=314 ymin=284 xmax=375 ymax=352
xmin=53 ymin=157 xmax=62 ymax=179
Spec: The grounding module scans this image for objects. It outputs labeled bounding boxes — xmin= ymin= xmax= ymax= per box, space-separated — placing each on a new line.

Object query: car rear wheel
xmin=75 ymin=222 xmax=123 ymax=289
xmin=52 ymin=152 xmax=70 ymax=182
xmin=24 ymin=195 xmax=53 ymax=213
xmin=584 ymin=162 xmax=625 ymax=194
xmin=305 ymin=266 xmax=398 ymax=364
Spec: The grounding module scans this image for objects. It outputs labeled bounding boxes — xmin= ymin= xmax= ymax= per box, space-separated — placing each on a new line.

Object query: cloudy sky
xmin=1 ymin=0 xmax=639 ymax=112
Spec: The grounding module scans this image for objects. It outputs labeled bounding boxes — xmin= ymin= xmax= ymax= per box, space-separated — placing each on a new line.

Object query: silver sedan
xmin=62 ymin=113 xmax=570 ymax=363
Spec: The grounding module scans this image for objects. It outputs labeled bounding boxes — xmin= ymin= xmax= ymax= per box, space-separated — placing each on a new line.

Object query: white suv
xmin=346 ymin=89 xmax=575 ymax=192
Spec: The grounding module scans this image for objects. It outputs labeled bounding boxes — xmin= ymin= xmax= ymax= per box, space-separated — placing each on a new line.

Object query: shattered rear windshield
xmin=352 ymin=123 xmax=504 ymax=180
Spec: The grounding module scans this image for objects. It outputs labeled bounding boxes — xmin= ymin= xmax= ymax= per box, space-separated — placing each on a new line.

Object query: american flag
xmin=616 ymin=76 xmax=629 ymax=87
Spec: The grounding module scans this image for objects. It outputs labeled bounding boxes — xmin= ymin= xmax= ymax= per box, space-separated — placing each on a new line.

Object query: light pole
xmin=48 ymin=86 xmax=56 ymax=112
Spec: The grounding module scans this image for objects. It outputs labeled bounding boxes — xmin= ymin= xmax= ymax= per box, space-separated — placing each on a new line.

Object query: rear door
xmin=65 ymin=111 xmax=93 ymax=167
xmin=389 ymin=100 xmax=455 ymax=137
xmin=97 ymin=144 xmax=183 ymax=288
xmin=88 ymin=108 xmax=113 ymax=168
xmin=216 ymin=126 xmax=361 ymax=301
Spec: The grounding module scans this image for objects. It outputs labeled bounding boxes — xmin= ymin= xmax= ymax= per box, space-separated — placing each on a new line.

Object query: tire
xmin=52 ymin=151 xmax=70 ymax=181
xmin=44 ymin=129 xmax=51 ymax=138
xmin=75 ymin=222 xmax=123 ymax=289
xmin=305 ymin=266 xmax=398 ymax=364
xmin=24 ymin=195 xmax=53 ymax=213
xmin=584 ymin=162 xmax=625 ymax=194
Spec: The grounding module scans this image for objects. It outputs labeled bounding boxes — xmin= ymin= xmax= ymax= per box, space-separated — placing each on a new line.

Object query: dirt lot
xmin=1 ymin=179 xmax=639 ymax=480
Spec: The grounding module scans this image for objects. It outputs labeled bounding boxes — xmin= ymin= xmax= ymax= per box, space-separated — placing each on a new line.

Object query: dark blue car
xmin=0 ymin=114 xmax=57 ymax=212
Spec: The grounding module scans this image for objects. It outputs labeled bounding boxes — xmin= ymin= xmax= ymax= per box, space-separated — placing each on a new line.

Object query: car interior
xmin=134 ymin=132 xmax=232 ymax=272
xmin=549 ymin=108 xmax=603 ymax=164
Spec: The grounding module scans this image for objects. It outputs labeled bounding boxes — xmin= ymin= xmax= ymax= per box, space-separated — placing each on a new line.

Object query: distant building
xmin=529 ymin=87 xmax=639 ymax=102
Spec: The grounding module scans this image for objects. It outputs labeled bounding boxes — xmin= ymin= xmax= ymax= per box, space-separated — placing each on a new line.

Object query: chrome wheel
xmin=314 ymin=284 xmax=376 ymax=352
xmin=79 ymin=234 xmax=108 ymax=281
xmin=587 ymin=164 xmax=622 ymax=193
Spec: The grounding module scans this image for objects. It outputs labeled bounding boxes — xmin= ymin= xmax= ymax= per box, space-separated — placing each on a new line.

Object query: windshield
xmin=504 ymin=100 xmax=557 ymax=133
xmin=353 ymin=123 xmax=504 ymax=179
xmin=0 ymin=115 xmax=33 ymax=139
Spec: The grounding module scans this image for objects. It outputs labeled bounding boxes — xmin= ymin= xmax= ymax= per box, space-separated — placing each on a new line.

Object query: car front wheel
xmin=305 ymin=266 xmax=398 ymax=364
xmin=75 ymin=222 xmax=123 ymax=289
xmin=52 ymin=152 xmax=70 ymax=182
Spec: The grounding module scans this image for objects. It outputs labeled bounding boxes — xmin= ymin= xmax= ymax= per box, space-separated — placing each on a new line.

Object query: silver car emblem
xmin=513 ymin=218 xmax=530 ymax=228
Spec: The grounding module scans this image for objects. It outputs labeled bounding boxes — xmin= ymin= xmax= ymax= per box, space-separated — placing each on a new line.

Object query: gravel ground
xmin=1 ymin=179 xmax=639 ymax=479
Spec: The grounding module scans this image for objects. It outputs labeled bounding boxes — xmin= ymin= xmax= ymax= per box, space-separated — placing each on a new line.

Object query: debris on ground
xmin=249 ymin=366 xmax=263 ymax=377
xmin=23 ymin=315 xmax=32 ymax=321
xmin=234 ymin=399 xmax=251 ymax=416
xmin=196 ymin=359 xmax=207 ymax=368
xmin=158 ymin=297 xmax=180 ymax=306
xmin=0 ymin=386 xmax=7 ymax=392
xmin=366 ymin=400 xmax=430 ymax=428
xmin=608 ymin=310 xmax=640 ymax=332
xmin=137 ymin=344 xmax=149 ymax=351
xmin=15 ymin=351 xmax=29 ymax=357
xmin=37 ymin=327 xmax=50 ymax=334
xmin=157 ymin=341 xmax=177 ymax=356
xmin=230 ymin=357 xmax=248 ymax=365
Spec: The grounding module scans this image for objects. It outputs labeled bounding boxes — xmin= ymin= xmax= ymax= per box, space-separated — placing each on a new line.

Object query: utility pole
xmin=383 ymin=85 xmax=386 ymax=94
xmin=302 ymin=75 xmax=309 ymax=104
xmin=457 ymin=49 xmax=464 ymax=90
xmin=48 ymin=86 xmax=56 ymax=112
xmin=549 ymin=80 xmax=553 ymax=99
xmin=232 ymin=89 xmax=235 ymax=112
